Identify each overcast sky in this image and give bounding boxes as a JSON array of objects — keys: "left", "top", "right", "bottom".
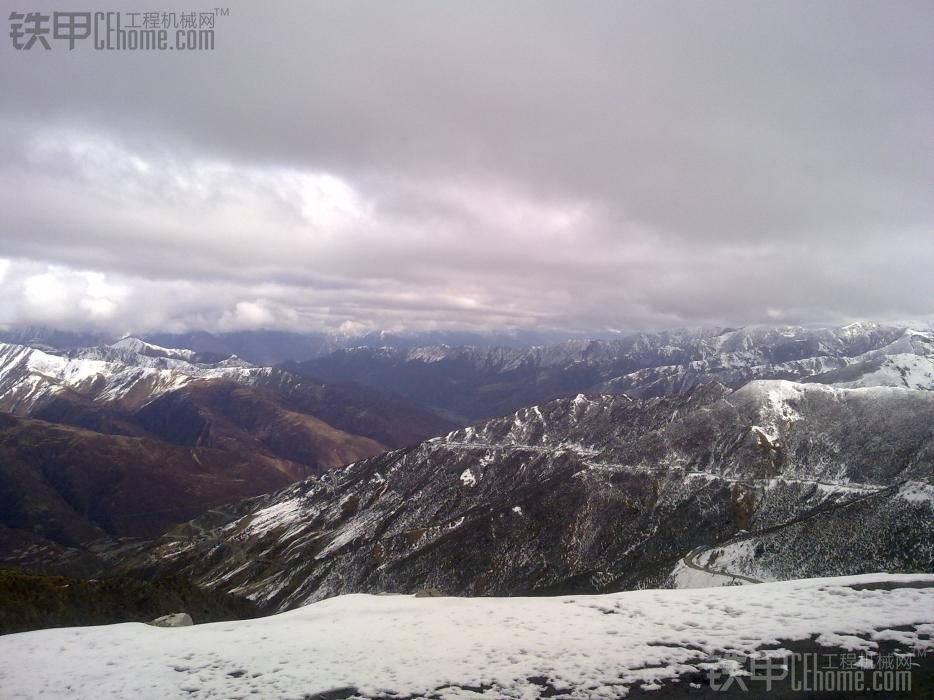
[{"left": 1, "top": 1, "right": 932, "bottom": 336}]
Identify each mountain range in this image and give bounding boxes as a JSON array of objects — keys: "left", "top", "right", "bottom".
[
  {"left": 290, "top": 323, "right": 934, "bottom": 422},
  {"left": 0, "top": 325, "right": 609, "bottom": 365},
  {"left": 1, "top": 321, "right": 931, "bottom": 605}
]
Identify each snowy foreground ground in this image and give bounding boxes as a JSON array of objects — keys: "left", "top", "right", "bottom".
[{"left": 1, "top": 574, "right": 933, "bottom": 699}]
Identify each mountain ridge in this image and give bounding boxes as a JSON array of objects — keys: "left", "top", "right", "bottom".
[{"left": 290, "top": 324, "right": 933, "bottom": 422}]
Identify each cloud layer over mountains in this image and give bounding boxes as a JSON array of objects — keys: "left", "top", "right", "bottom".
[{"left": 2, "top": 1, "right": 932, "bottom": 334}]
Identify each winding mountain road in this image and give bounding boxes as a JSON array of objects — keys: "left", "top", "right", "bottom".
[{"left": 679, "top": 546, "right": 762, "bottom": 584}]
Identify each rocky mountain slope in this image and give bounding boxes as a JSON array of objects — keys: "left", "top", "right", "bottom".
[
  {"left": 124, "top": 379, "right": 934, "bottom": 611},
  {"left": 291, "top": 323, "right": 934, "bottom": 422}
]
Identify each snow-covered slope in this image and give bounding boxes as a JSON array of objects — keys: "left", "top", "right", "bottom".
[
  {"left": 1, "top": 573, "right": 931, "bottom": 699},
  {"left": 107, "top": 336, "right": 200, "bottom": 361},
  {"left": 815, "top": 353, "right": 934, "bottom": 390},
  {"left": 123, "top": 380, "right": 934, "bottom": 610}
]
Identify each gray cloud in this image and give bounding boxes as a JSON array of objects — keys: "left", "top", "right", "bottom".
[{"left": 1, "top": 0, "right": 932, "bottom": 335}]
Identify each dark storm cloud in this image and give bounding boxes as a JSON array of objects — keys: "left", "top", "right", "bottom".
[{"left": 1, "top": 0, "right": 932, "bottom": 334}]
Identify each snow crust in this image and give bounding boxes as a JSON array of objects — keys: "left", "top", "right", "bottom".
[{"left": 1, "top": 574, "right": 931, "bottom": 699}]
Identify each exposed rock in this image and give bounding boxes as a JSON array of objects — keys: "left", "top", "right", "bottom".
[{"left": 148, "top": 612, "right": 193, "bottom": 627}]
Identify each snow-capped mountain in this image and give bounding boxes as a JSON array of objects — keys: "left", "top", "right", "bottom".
[
  {"left": 0, "top": 339, "right": 257, "bottom": 415},
  {"left": 292, "top": 324, "right": 934, "bottom": 421},
  {"left": 124, "top": 379, "right": 934, "bottom": 611}
]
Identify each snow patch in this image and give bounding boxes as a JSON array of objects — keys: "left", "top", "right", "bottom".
[{"left": 899, "top": 480, "right": 934, "bottom": 505}]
